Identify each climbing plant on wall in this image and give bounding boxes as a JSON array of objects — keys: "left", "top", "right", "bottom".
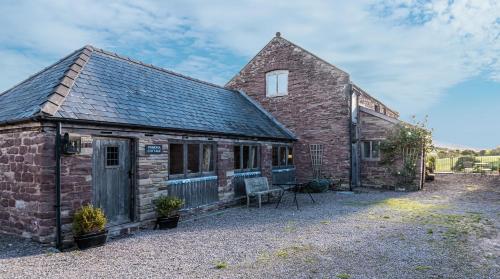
[{"left": 380, "top": 116, "right": 433, "bottom": 187}]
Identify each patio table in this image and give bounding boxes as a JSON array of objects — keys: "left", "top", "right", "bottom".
[{"left": 273, "top": 182, "right": 315, "bottom": 210}]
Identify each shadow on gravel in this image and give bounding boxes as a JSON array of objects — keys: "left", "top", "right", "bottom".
[{"left": 0, "top": 234, "right": 50, "bottom": 260}]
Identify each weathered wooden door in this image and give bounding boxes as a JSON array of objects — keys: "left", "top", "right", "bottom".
[{"left": 92, "top": 138, "right": 132, "bottom": 226}]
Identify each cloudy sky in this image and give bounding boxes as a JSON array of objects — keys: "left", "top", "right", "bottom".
[{"left": 1, "top": 0, "right": 499, "bottom": 149}]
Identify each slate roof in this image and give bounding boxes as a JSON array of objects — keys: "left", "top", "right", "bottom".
[{"left": 0, "top": 46, "right": 295, "bottom": 140}]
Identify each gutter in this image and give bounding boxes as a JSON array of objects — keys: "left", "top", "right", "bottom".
[
  {"left": 55, "top": 122, "right": 62, "bottom": 250},
  {"left": 38, "top": 115, "right": 297, "bottom": 142}
]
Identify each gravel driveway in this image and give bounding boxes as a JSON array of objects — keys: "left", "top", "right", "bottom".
[{"left": 1, "top": 175, "right": 499, "bottom": 279}]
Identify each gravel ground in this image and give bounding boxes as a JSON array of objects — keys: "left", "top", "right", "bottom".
[{"left": 1, "top": 175, "right": 498, "bottom": 279}]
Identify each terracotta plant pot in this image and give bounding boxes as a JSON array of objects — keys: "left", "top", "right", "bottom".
[
  {"left": 74, "top": 230, "right": 108, "bottom": 250},
  {"left": 157, "top": 215, "right": 180, "bottom": 229}
]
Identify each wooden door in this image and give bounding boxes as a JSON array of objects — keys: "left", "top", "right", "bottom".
[{"left": 92, "top": 138, "right": 132, "bottom": 226}]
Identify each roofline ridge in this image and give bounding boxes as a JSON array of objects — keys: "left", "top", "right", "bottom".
[
  {"left": 39, "top": 45, "right": 94, "bottom": 116},
  {"left": 359, "top": 106, "right": 401, "bottom": 124},
  {"left": 91, "top": 47, "right": 229, "bottom": 91},
  {"left": 225, "top": 36, "right": 278, "bottom": 87},
  {"left": 352, "top": 83, "right": 399, "bottom": 117},
  {"left": 226, "top": 34, "right": 349, "bottom": 87},
  {"left": 276, "top": 36, "right": 349, "bottom": 76},
  {"left": 0, "top": 46, "right": 89, "bottom": 98},
  {"left": 235, "top": 90, "right": 297, "bottom": 140}
]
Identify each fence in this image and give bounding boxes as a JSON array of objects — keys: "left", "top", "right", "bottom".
[{"left": 434, "top": 155, "right": 500, "bottom": 174}]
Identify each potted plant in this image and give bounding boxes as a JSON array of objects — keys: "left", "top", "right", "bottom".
[
  {"left": 154, "top": 196, "right": 184, "bottom": 229},
  {"left": 72, "top": 204, "right": 108, "bottom": 250},
  {"left": 307, "top": 179, "right": 330, "bottom": 193}
]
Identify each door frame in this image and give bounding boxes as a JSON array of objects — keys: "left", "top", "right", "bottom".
[{"left": 91, "top": 136, "right": 137, "bottom": 225}]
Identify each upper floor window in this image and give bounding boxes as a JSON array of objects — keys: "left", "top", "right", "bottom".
[
  {"left": 383, "top": 107, "right": 387, "bottom": 115},
  {"left": 362, "top": 141, "right": 380, "bottom": 160},
  {"left": 266, "top": 70, "right": 288, "bottom": 97},
  {"left": 374, "top": 104, "right": 380, "bottom": 113}
]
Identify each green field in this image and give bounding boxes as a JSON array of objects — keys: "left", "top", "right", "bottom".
[{"left": 435, "top": 156, "right": 500, "bottom": 172}]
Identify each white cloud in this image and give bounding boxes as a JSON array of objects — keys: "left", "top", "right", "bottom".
[{"left": 0, "top": 0, "right": 498, "bottom": 118}]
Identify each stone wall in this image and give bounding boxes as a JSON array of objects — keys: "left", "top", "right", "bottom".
[
  {"left": 357, "top": 89, "right": 399, "bottom": 119},
  {"left": 227, "top": 36, "right": 351, "bottom": 185},
  {"left": 358, "top": 110, "right": 423, "bottom": 190},
  {"left": 1, "top": 120, "right": 292, "bottom": 244},
  {"left": 358, "top": 110, "right": 398, "bottom": 188},
  {"left": 0, "top": 123, "right": 56, "bottom": 243}
]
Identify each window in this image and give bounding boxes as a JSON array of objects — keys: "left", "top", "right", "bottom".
[
  {"left": 362, "top": 141, "right": 381, "bottom": 160},
  {"left": 169, "top": 142, "right": 216, "bottom": 178},
  {"left": 169, "top": 144, "right": 184, "bottom": 175},
  {"left": 272, "top": 145, "right": 294, "bottom": 168},
  {"left": 383, "top": 107, "right": 387, "bottom": 115},
  {"left": 374, "top": 104, "right": 380, "bottom": 113},
  {"left": 187, "top": 144, "right": 200, "bottom": 174},
  {"left": 266, "top": 70, "right": 288, "bottom": 97},
  {"left": 106, "top": 146, "right": 119, "bottom": 167},
  {"left": 234, "top": 144, "right": 260, "bottom": 171}
]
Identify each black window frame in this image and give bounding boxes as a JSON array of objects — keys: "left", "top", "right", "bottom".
[
  {"left": 362, "top": 140, "right": 381, "bottom": 161},
  {"left": 272, "top": 145, "right": 294, "bottom": 169},
  {"left": 105, "top": 145, "right": 120, "bottom": 168},
  {"left": 233, "top": 143, "right": 261, "bottom": 173},
  {"left": 168, "top": 141, "right": 217, "bottom": 179}
]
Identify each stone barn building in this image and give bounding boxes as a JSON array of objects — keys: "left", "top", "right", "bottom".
[
  {"left": 226, "top": 33, "right": 420, "bottom": 190},
  {"left": 0, "top": 46, "right": 295, "bottom": 247},
  {"left": 0, "top": 33, "right": 423, "bottom": 246}
]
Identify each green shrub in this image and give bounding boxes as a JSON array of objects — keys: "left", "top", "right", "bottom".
[
  {"left": 154, "top": 196, "right": 184, "bottom": 218},
  {"left": 72, "top": 205, "right": 107, "bottom": 236},
  {"left": 307, "top": 179, "right": 330, "bottom": 193}
]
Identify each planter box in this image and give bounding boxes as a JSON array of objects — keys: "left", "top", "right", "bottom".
[{"left": 74, "top": 230, "right": 108, "bottom": 250}]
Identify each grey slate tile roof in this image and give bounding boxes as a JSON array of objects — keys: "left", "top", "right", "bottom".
[
  {"left": 0, "top": 49, "right": 83, "bottom": 123},
  {"left": 0, "top": 46, "right": 295, "bottom": 140}
]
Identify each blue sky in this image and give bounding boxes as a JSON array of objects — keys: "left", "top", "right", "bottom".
[{"left": 1, "top": 0, "right": 499, "bottom": 149}]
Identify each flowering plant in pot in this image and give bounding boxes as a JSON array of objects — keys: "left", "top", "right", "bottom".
[
  {"left": 72, "top": 205, "right": 108, "bottom": 250},
  {"left": 154, "top": 196, "right": 184, "bottom": 229}
]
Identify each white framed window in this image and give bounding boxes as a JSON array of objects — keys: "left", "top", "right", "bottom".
[
  {"left": 362, "top": 141, "right": 380, "bottom": 160},
  {"left": 266, "top": 70, "right": 288, "bottom": 97}
]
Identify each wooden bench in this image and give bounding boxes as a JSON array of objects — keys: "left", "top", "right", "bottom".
[{"left": 244, "top": 177, "right": 283, "bottom": 208}]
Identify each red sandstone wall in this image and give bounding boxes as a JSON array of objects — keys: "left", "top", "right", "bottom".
[
  {"left": 358, "top": 111, "right": 423, "bottom": 190},
  {"left": 227, "top": 37, "right": 351, "bottom": 184},
  {"left": 0, "top": 124, "right": 56, "bottom": 243}
]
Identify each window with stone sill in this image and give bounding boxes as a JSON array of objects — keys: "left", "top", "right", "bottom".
[
  {"left": 266, "top": 70, "right": 288, "bottom": 97},
  {"left": 234, "top": 144, "right": 260, "bottom": 172},
  {"left": 362, "top": 141, "right": 380, "bottom": 160},
  {"left": 169, "top": 142, "right": 215, "bottom": 179}
]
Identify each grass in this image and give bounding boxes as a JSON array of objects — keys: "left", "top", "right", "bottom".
[
  {"left": 215, "top": 261, "right": 228, "bottom": 269},
  {"left": 276, "top": 249, "right": 289, "bottom": 258},
  {"left": 284, "top": 221, "right": 297, "bottom": 233},
  {"left": 380, "top": 198, "right": 443, "bottom": 212},
  {"left": 336, "top": 273, "right": 351, "bottom": 279},
  {"left": 415, "top": 265, "right": 432, "bottom": 271},
  {"left": 435, "top": 155, "right": 500, "bottom": 172}
]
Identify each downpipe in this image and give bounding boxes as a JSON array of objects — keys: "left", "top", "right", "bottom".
[{"left": 55, "top": 122, "right": 62, "bottom": 250}]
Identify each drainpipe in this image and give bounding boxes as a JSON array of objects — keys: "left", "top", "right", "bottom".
[
  {"left": 347, "top": 83, "right": 353, "bottom": 191},
  {"left": 55, "top": 122, "right": 62, "bottom": 250}
]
